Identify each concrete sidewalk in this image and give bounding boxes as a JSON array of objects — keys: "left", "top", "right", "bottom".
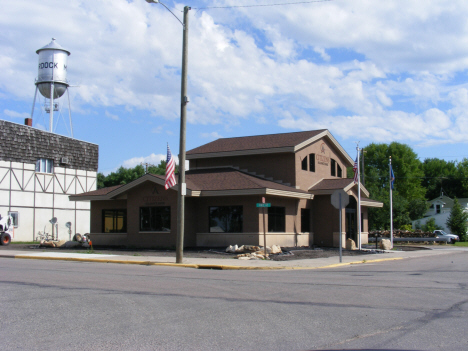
[{"left": 0, "top": 247, "right": 459, "bottom": 270}]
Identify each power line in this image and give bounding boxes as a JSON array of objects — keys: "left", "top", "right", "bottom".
[{"left": 193, "top": 0, "right": 332, "bottom": 10}]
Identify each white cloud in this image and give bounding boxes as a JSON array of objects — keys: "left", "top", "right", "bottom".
[
  {"left": 4, "top": 109, "right": 29, "bottom": 119},
  {"left": 122, "top": 153, "right": 167, "bottom": 168},
  {"left": 2, "top": 0, "right": 468, "bottom": 166},
  {"left": 105, "top": 111, "right": 119, "bottom": 121},
  {"left": 200, "top": 131, "right": 222, "bottom": 140}
]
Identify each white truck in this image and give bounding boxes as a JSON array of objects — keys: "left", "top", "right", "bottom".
[
  {"left": 0, "top": 214, "right": 13, "bottom": 246},
  {"left": 433, "top": 230, "right": 459, "bottom": 244}
]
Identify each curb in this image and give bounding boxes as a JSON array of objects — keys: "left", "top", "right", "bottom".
[{"left": 2, "top": 254, "right": 405, "bottom": 270}]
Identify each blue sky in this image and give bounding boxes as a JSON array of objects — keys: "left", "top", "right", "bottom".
[{"left": 2, "top": 0, "right": 468, "bottom": 174}]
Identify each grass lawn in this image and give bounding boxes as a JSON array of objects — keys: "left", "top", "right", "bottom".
[{"left": 454, "top": 242, "right": 468, "bottom": 247}]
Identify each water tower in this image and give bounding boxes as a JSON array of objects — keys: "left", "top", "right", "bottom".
[{"left": 30, "top": 38, "right": 73, "bottom": 136}]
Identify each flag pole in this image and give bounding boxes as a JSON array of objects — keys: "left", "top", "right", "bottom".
[
  {"left": 389, "top": 156, "right": 394, "bottom": 249},
  {"left": 357, "top": 144, "right": 362, "bottom": 250}
]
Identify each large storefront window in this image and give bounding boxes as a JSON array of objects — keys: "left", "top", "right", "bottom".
[
  {"left": 268, "top": 206, "right": 285, "bottom": 232},
  {"left": 140, "top": 206, "right": 171, "bottom": 232},
  {"left": 209, "top": 206, "right": 243, "bottom": 233},
  {"left": 102, "top": 210, "right": 127, "bottom": 233}
]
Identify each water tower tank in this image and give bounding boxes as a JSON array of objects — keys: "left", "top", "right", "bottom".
[{"left": 36, "top": 38, "right": 70, "bottom": 99}]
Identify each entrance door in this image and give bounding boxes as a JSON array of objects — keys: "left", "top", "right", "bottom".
[{"left": 345, "top": 209, "right": 357, "bottom": 242}]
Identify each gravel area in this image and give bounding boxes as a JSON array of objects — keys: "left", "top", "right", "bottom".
[{"left": 1, "top": 243, "right": 426, "bottom": 261}]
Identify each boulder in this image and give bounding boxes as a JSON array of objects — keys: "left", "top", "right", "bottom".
[
  {"left": 243, "top": 245, "right": 261, "bottom": 252},
  {"left": 270, "top": 245, "right": 282, "bottom": 254},
  {"left": 54, "top": 240, "right": 67, "bottom": 248},
  {"left": 64, "top": 241, "right": 81, "bottom": 248},
  {"left": 379, "top": 239, "right": 392, "bottom": 250},
  {"left": 40, "top": 240, "right": 55, "bottom": 248},
  {"left": 346, "top": 238, "right": 356, "bottom": 250},
  {"left": 235, "top": 245, "right": 245, "bottom": 253},
  {"left": 226, "top": 245, "right": 238, "bottom": 253}
]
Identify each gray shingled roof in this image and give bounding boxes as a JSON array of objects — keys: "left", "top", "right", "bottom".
[{"left": 0, "top": 119, "right": 98, "bottom": 171}]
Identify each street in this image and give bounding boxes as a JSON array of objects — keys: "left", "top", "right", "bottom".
[{"left": 1, "top": 251, "right": 467, "bottom": 351}]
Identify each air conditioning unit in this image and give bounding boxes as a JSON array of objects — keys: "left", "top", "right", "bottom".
[{"left": 60, "top": 157, "right": 70, "bottom": 165}]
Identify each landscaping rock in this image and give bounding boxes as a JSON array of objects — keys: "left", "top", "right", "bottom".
[
  {"left": 379, "top": 239, "right": 392, "bottom": 250},
  {"left": 54, "top": 240, "right": 67, "bottom": 248},
  {"left": 346, "top": 238, "right": 356, "bottom": 250},
  {"left": 64, "top": 241, "right": 81, "bottom": 248}
]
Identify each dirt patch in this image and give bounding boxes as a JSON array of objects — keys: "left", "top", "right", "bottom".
[{"left": 2, "top": 244, "right": 426, "bottom": 261}]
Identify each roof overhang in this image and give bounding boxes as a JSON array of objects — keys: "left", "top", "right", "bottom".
[
  {"left": 308, "top": 180, "right": 370, "bottom": 198},
  {"left": 69, "top": 174, "right": 313, "bottom": 201}
]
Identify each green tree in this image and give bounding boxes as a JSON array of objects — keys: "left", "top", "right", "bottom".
[
  {"left": 422, "top": 158, "right": 457, "bottom": 199},
  {"left": 97, "top": 160, "right": 178, "bottom": 189},
  {"left": 363, "top": 142, "right": 426, "bottom": 229},
  {"left": 446, "top": 197, "right": 468, "bottom": 241}
]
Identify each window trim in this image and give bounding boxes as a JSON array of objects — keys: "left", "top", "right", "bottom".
[
  {"left": 209, "top": 205, "right": 243, "bottom": 233},
  {"left": 301, "top": 208, "right": 310, "bottom": 233},
  {"left": 301, "top": 156, "right": 308, "bottom": 171},
  {"left": 36, "top": 158, "right": 54, "bottom": 173},
  {"left": 8, "top": 211, "right": 19, "bottom": 228},
  {"left": 102, "top": 209, "right": 127, "bottom": 233},
  {"left": 309, "top": 153, "right": 315, "bottom": 172},
  {"left": 331, "top": 158, "right": 336, "bottom": 177},
  {"left": 139, "top": 206, "right": 171, "bottom": 232},
  {"left": 268, "top": 206, "right": 286, "bottom": 233}
]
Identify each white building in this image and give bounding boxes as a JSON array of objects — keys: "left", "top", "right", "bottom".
[
  {"left": 411, "top": 195, "right": 468, "bottom": 232},
  {"left": 0, "top": 119, "right": 98, "bottom": 242}
]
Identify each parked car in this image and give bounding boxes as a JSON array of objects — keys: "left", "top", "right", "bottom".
[{"left": 433, "top": 230, "right": 459, "bottom": 244}]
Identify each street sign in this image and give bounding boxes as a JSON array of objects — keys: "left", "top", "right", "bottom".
[
  {"left": 256, "top": 203, "right": 271, "bottom": 207},
  {"left": 331, "top": 190, "right": 349, "bottom": 209}
]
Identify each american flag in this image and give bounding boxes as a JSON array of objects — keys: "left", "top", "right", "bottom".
[
  {"left": 165, "top": 144, "right": 176, "bottom": 190},
  {"left": 353, "top": 157, "right": 359, "bottom": 184}
]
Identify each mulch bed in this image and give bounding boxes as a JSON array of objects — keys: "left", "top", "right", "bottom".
[{"left": 2, "top": 244, "right": 425, "bottom": 261}]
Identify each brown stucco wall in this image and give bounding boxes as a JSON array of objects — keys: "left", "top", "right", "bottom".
[
  {"left": 295, "top": 139, "right": 347, "bottom": 191},
  {"left": 190, "top": 153, "right": 297, "bottom": 185},
  {"left": 312, "top": 195, "right": 339, "bottom": 247}
]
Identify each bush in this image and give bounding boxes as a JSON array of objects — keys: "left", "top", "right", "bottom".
[
  {"left": 421, "top": 218, "right": 441, "bottom": 232},
  {"left": 400, "top": 224, "right": 412, "bottom": 231}
]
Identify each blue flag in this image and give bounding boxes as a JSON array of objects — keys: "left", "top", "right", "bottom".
[{"left": 390, "top": 166, "right": 395, "bottom": 190}]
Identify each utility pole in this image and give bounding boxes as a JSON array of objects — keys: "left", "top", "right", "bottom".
[
  {"left": 140, "top": 162, "right": 156, "bottom": 174},
  {"left": 146, "top": 1, "right": 190, "bottom": 264},
  {"left": 176, "top": 5, "right": 190, "bottom": 264}
]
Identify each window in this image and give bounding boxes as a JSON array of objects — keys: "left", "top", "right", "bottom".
[
  {"left": 331, "top": 159, "right": 336, "bottom": 176},
  {"left": 436, "top": 205, "right": 441, "bottom": 214},
  {"left": 309, "top": 153, "right": 315, "bottom": 172},
  {"left": 268, "top": 206, "right": 285, "bottom": 232},
  {"left": 8, "top": 211, "right": 18, "bottom": 228},
  {"left": 337, "top": 164, "right": 342, "bottom": 178},
  {"left": 301, "top": 208, "right": 310, "bottom": 233},
  {"left": 36, "top": 158, "right": 53, "bottom": 173},
  {"left": 209, "top": 206, "right": 243, "bottom": 233},
  {"left": 301, "top": 157, "right": 308, "bottom": 171},
  {"left": 140, "top": 206, "right": 171, "bottom": 232},
  {"left": 102, "top": 210, "right": 127, "bottom": 233}
]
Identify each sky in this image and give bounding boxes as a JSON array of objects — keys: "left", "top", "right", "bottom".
[{"left": 2, "top": 0, "right": 468, "bottom": 175}]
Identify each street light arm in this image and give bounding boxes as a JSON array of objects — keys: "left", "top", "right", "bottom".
[{"left": 146, "top": 0, "right": 184, "bottom": 27}]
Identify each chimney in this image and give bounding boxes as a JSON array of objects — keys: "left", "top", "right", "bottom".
[{"left": 25, "top": 118, "right": 32, "bottom": 126}]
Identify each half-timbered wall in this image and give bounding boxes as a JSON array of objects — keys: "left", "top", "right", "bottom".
[{"left": 0, "top": 120, "right": 98, "bottom": 241}]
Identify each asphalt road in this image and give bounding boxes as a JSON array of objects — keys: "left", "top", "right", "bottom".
[{"left": 1, "top": 251, "right": 467, "bottom": 351}]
